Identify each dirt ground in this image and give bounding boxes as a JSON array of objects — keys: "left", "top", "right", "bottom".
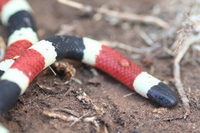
[{"left": 1, "top": 0, "right": 200, "bottom": 133}]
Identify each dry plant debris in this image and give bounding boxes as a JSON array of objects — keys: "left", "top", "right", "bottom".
[
  {"left": 37, "top": 61, "right": 76, "bottom": 94},
  {"left": 57, "top": 0, "right": 169, "bottom": 28},
  {"left": 173, "top": 9, "right": 200, "bottom": 117},
  {"left": 43, "top": 109, "right": 109, "bottom": 133},
  {"left": 52, "top": 60, "right": 76, "bottom": 82},
  {"left": 43, "top": 89, "right": 109, "bottom": 133},
  {"left": 76, "top": 89, "right": 105, "bottom": 114}
]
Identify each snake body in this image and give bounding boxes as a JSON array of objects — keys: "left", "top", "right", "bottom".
[
  {"left": 0, "top": 0, "right": 38, "bottom": 75},
  {"left": 0, "top": 0, "right": 178, "bottom": 118}
]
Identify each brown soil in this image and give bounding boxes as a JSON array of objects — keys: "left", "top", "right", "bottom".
[{"left": 1, "top": 0, "right": 200, "bottom": 133}]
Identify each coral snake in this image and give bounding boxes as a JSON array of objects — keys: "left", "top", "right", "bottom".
[{"left": 0, "top": 0, "right": 178, "bottom": 120}]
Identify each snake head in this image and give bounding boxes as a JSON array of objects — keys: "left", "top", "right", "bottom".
[{"left": 133, "top": 72, "right": 178, "bottom": 107}]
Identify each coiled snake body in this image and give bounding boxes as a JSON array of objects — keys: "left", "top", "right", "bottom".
[{"left": 0, "top": 0, "right": 178, "bottom": 120}]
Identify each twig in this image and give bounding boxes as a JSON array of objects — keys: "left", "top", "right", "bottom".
[
  {"left": 84, "top": 116, "right": 109, "bottom": 133},
  {"left": 48, "top": 66, "right": 57, "bottom": 75},
  {"left": 98, "top": 8, "right": 170, "bottom": 28},
  {"left": 70, "top": 112, "right": 89, "bottom": 126},
  {"left": 57, "top": 0, "right": 93, "bottom": 13},
  {"left": 123, "top": 92, "right": 135, "bottom": 98},
  {"left": 71, "top": 77, "right": 82, "bottom": 84},
  {"left": 174, "top": 45, "right": 190, "bottom": 118},
  {"left": 163, "top": 47, "right": 174, "bottom": 56},
  {"left": 173, "top": 35, "right": 200, "bottom": 117},
  {"left": 174, "top": 12, "right": 200, "bottom": 53},
  {"left": 57, "top": 0, "right": 170, "bottom": 29},
  {"left": 43, "top": 110, "right": 79, "bottom": 122},
  {"left": 135, "top": 25, "right": 154, "bottom": 46},
  {"left": 174, "top": 35, "right": 185, "bottom": 54},
  {"left": 101, "top": 40, "right": 143, "bottom": 53},
  {"left": 90, "top": 68, "right": 99, "bottom": 76},
  {"left": 55, "top": 24, "right": 76, "bottom": 36}
]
